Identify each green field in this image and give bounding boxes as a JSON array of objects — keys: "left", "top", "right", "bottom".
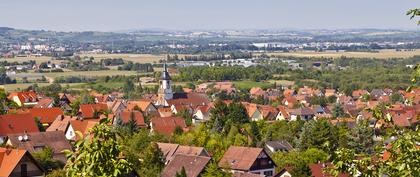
[
  {"left": 3, "top": 83, "right": 83, "bottom": 92},
  {"left": 233, "top": 81, "right": 273, "bottom": 90}
]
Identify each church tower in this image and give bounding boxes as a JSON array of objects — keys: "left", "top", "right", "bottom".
[{"left": 156, "top": 63, "right": 173, "bottom": 106}]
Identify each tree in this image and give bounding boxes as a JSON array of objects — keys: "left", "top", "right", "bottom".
[
  {"left": 332, "top": 104, "right": 346, "bottom": 118},
  {"left": 407, "top": 8, "right": 420, "bottom": 24},
  {"left": 296, "top": 119, "right": 338, "bottom": 153},
  {"left": 330, "top": 128, "right": 420, "bottom": 177},
  {"left": 272, "top": 148, "right": 328, "bottom": 176},
  {"left": 64, "top": 119, "right": 133, "bottom": 177},
  {"left": 137, "top": 142, "right": 165, "bottom": 176},
  {"left": 35, "top": 117, "right": 45, "bottom": 132},
  {"left": 390, "top": 93, "right": 404, "bottom": 103},
  {"left": 32, "top": 147, "right": 64, "bottom": 172},
  {"left": 177, "top": 109, "right": 193, "bottom": 126},
  {"left": 347, "top": 120, "right": 374, "bottom": 154},
  {"left": 202, "top": 162, "right": 232, "bottom": 177}
]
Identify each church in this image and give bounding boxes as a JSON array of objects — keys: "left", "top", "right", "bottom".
[{"left": 154, "top": 63, "right": 210, "bottom": 109}]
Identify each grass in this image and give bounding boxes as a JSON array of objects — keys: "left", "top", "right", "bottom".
[
  {"left": 43, "top": 70, "right": 139, "bottom": 78},
  {"left": 267, "top": 80, "right": 295, "bottom": 87},
  {"left": 3, "top": 83, "right": 82, "bottom": 92},
  {"left": 233, "top": 81, "right": 272, "bottom": 90},
  {"left": 263, "top": 49, "right": 420, "bottom": 59},
  {"left": 0, "top": 56, "right": 52, "bottom": 64}
]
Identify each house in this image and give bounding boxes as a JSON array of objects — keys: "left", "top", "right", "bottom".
[
  {"left": 65, "top": 119, "right": 99, "bottom": 140},
  {"left": 113, "top": 111, "right": 147, "bottom": 128},
  {"left": 218, "top": 146, "right": 277, "bottom": 176},
  {"left": 290, "top": 107, "right": 315, "bottom": 121},
  {"left": 171, "top": 104, "right": 193, "bottom": 115},
  {"left": 0, "top": 114, "right": 40, "bottom": 144},
  {"left": 282, "top": 96, "right": 298, "bottom": 108},
  {"left": 214, "top": 82, "right": 236, "bottom": 94},
  {"left": 150, "top": 117, "right": 187, "bottom": 135},
  {"left": 265, "top": 140, "right": 293, "bottom": 153},
  {"left": 166, "top": 92, "right": 211, "bottom": 108},
  {"left": 309, "top": 163, "right": 348, "bottom": 177},
  {"left": 242, "top": 102, "right": 263, "bottom": 121},
  {"left": 193, "top": 105, "right": 212, "bottom": 124},
  {"left": 33, "top": 98, "right": 54, "bottom": 108},
  {"left": 7, "top": 91, "right": 39, "bottom": 107},
  {"left": 107, "top": 100, "right": 127, "bottom": 114},
  {"left": 259, "top": 105, "right": 279, "bottom": 121},
  {"left": 352, "top": 89, "right": 369, "bottom": 99},
  {"left": 59, "top": 93, "right": 77, "bottom": 112},
  {"left": 6, "top": 131, "right": 72, "bottom": 163},
  {"left": 370, "top": 89, "right": 385, "bottom": 99},
  {"left": 126, "top": 100, "right": 157, "bottom": 116},
  {"left": 250, "top": 87, "right": 266, "bottom": 98},
  {"left": 0, "top": 147, "right": 45, "bottom": 177},
  {"left": 28, "top": 107, "right": 64, "bottom": 126},
  {"left": 275, "top": 168, "right": 292, "bottom": 177},
  {"left": 157, "top": 143, "right": 210, "bottom": 164},
  {"left": 158, "top": 107, "right": 174, "bottom": 118},
  {"left": 161, "top": 154, "right": 211, "bottom": 177},
  {"left": 324, "top": 89, "right": 336, "bottom": 97},
  {"left": 78, "top": 103, "right": 108, "bottom": 119},
  {"left": 276, "top": 106, "right": 290, "bottom": 121},
  {"left": 46, "top": 115, "right": 75, "bottom": 132}
]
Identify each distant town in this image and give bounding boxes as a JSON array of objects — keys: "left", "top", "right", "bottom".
[{"left": 0, "top": 20, "right": 419, "bottom": 177}]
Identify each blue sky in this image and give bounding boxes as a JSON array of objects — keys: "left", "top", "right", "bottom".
[{"left": 0, "top": 0, "right": 419, "bottom": 31}]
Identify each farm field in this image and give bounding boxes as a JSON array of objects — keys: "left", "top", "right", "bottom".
[
  {"left": 0, "top": 56, "right": 52, "bottom": 64},
  {"left": 264, "top": 49, "right": 420, "bottom": 59},
  {"left": 233, "top": 81, "right": 273, "bottom": 90},
  {"left": 9, "top": 70, "right": 140, "bottom": 80},
  {"left": 2, "top": 83, "right": 82, "bottom": 92}
]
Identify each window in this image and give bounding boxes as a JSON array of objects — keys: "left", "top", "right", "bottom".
[
  {"left": 21, "top": 164, "right": 27, "bottom": 177},
  {"left": 264, "top": 170, "right": 273, "bottom": 176}
]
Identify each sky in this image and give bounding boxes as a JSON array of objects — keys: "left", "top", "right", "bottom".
[{"left": 0, "top": 0, "right": 419, "bottom": 32}]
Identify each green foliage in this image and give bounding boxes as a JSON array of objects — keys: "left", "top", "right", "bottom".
[
  {"left": 347, "top": 120, "right": 374, "bottom": 154},
  {"left": 34, "top": 117, "right": 45, "bottom": 132},
  {"left": 310, "top": 96, "right": 327, "bottom": 107},
  {"left": 296, "top": 119, "right": 338, "bottom": 153},
  {"left": 390, "top": 92, "right": 404, "bottom": 103},
  {"left": 202, "top": 162, "right": 232, "bottom": 177},
  {"left": 407, "top": 8, "right": 420, "bottom": 24},
  {"left": 332, "top": 104, "right": 347, "bottom": 118},
  {"left": 32, "top": 147, "right": 64, "bottom": 172},
  {"left": 45, "top": 169, "right": 66, "bottom": 177},
  {"left": 119, "top": 128, "right": 165, "bottom": 176},
  {"left": 137, "top": 142, "right": 165, "bottom": 177},
  {"left": 64, "top": 119, "right": 133, "bottom": 177},
  {"left": 331, "top": 128, "right": 420, "bottom": 177},
  {"left": 272, "top": 148, "right": 328, "bottom": 176},
  {"left": 177, "top": 109, "right": 193, "bottom": 126}
]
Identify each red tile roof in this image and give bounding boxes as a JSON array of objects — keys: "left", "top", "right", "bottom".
[
  {"left": 310, "top": 163, "right": 348, "bottom": 177},
  {"left": 46, "top": 115, "right": 75, "bottom": 132},
  {"left": 7, "top": 131, "right": 72, "bottom": 156},
  {"left": 0, "top": 114, "right": 40, "bottom": 136},
  {"left": 115, "top": 111, "right": 146, "bottom": 127},
  {"left": 79, "top": 103, "right": 108, "bottom": 118},
  {"left": 0, "top": 148, "right": 44, "bottom": 176},
  {"left": 161, "top": 154, "right": 211, "bottom": 177},
  {"left": 69, "top": 119, "right": 99, "bottom": 140},
  {"left": 7, "top": 91, "right": 38, "bottom": 104},
  {"left": 150, "top": 117, "right": 187, "bottom": 135},
  {"left": 218, "top": 146, "right": 264, "bottom": 171},
  {"left": 29, "top": 107, "right": 64, "bottom": 124},
  {"left": 34, "top": 98, "right": 54, "bottom": 108}
]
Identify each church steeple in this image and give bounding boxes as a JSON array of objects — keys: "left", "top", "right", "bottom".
[{"left": 156, "top": 62, "right": 173, "bottom": 106}]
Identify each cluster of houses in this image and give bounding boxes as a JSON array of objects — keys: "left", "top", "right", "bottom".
[{"left": 1, "top": 64, "right": 419, "bottom": 176}]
